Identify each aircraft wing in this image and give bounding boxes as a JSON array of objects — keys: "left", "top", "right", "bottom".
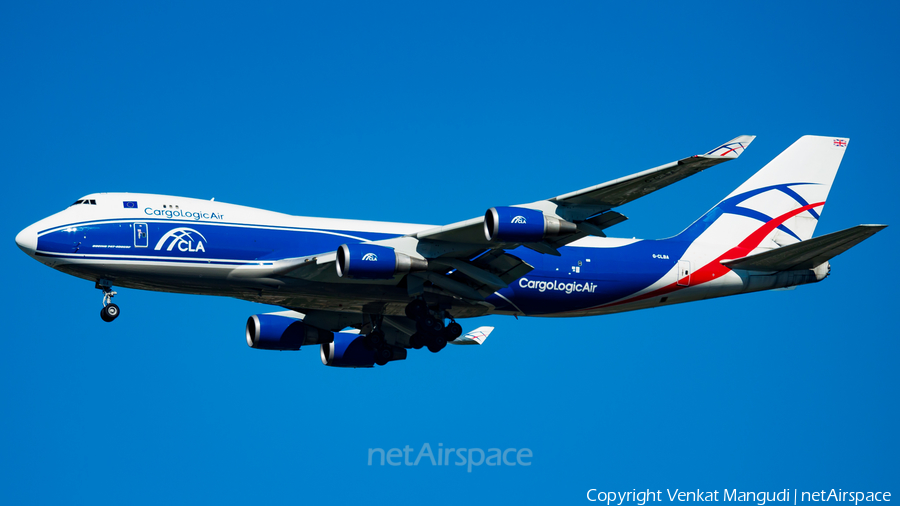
[
  {"left": 284, "top": 135, "right": 755, "bottom": 305},
  {"left": 413, "top": 135, "right": 755, "bottom": 247}
]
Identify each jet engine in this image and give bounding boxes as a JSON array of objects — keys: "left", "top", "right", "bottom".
[
  {"left": 246, "top": 314, "right": 334, "bottom": 351},
  {"left": 484, "top": 206, "right": 577, "bottom": 242},
  {"left": 320, "top": 332, "right": 407, "bottom": 368},
  {"left": 336, "top": 244, "right": 427, "bottom": 279}
]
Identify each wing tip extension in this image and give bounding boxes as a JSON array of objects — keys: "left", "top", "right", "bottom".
[{"left": 702, "top": 135, "right": 756, "bottom": 159}]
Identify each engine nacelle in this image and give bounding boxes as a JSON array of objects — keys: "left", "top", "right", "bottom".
[
  {"left": 484, "top": 206, "right": 577, "bottom": 242},
  {"left": 246, "top": 314, "right": 334, "bottom": 351},
  {"left": 320, "top": 333, "right": 408, "bottom": 368},
  {"left": 336, "top": 244, "right": 427, "bottom": 279}
]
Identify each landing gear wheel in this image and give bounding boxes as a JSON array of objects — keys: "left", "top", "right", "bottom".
[
  {"left": 97, "top": 280, "right": 120, "bottom": 322},
  {"left": 421, "top": 314, "right": 444, "bottom": 333},
  {"left": 426, "top": 335, "right": 447, "bottom": 353},
  {"left": 446, "top": 322, "right": 462, "bottom": 339},
  {"left": 410, "top": 333, "right": 425, "bottom": 350},
  {"left": 101, "top": 303, "right": 120, "bottom": 322},
  {"left": 374, "top": 345, "right": 392, "bottom": 366}
]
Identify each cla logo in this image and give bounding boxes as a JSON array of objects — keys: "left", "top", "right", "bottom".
[
  {"left": 511, "top": 215, "right": 527, "bottom": 224},
  {"left": 362, "top": 252, "right": 378, "bottom": 261},
  {"left": 154, "top": 228, "right": 208, "bottom": 253}
]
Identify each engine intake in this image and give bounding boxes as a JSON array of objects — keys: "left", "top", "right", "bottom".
[
  {"left": 320, "top": 333, "right": 407, "bottom": 368},
  {"left": 484, "top": 207, "right": 577, "bottom": 242},
  {"left": 336, "top": 244, "right": 427, "bottom": 279},
  {"left": 246, "top": 314, "right": 334, "bottom": 351}
]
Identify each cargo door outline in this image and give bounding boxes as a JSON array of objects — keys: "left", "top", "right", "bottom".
[
  {"left": 676, "top": 260, "right": 691, "bottom": 286},
  {"left": 134, "top": 223, "right": 149, "bottom": 248}
]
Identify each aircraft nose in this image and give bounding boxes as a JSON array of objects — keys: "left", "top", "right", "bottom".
[{"left": 15, "top": 225, "right": 37, "bottom": 256}]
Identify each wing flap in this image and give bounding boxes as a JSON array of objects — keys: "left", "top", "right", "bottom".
[
  {"left": 430, "top": 258, "right": 509, "bottom": 289},
  {"left": 722, "top": 224, "right": 887, "bottom": 271},
  {"left": 543, "top": 211, "right": 629, "bottom": 250},
  {"left": 411, "top": 272, "right": 486, "bottom": 301},
  {"left": 576, "top": 211, "right": 629, "bottom": 237},
  {"left": 469, "top": 250, "right": 534, "bottom": 287},
  {"left": 421, "top": 251, "right": 534, "bottom": 301}
]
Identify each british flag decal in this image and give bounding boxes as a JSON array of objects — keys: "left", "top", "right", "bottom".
[{"left": 834, "top": 139, "right": 847, "bottom": 147}]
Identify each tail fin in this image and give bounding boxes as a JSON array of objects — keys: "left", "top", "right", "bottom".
[{"left": 678, "top": 135, "right": 850, "bottom": 247}]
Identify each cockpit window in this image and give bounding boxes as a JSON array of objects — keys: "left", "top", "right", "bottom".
[{"left": 69, "top": 199, "right": 97, "bottom": 207}]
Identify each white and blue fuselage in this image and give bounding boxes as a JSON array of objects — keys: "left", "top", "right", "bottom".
[{"left": 15, "top": 191, "right": 826, "bottom": 319}]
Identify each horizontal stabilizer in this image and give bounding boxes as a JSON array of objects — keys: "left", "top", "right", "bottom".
[
  {"left": 449, "top": 326, "right": 493, "bottom": 345},
  {"left": 722, "top": 224, "right": 887, "bottom": 272}
]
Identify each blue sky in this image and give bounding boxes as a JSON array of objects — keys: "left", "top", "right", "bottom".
[{"left": 2, "top": 1, "right": 898, "bottom": 504}]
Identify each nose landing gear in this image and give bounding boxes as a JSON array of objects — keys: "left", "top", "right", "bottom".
[
  {"left": 101, "top": 303, "right": 120, "bottom": 322},
  {"left": 96, "top": 279, "right": 120, "bottom": 322}
]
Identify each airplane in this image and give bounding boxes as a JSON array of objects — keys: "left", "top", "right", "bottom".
[{"left": 14, "top": 135, "right": 886, "bottom": 368}]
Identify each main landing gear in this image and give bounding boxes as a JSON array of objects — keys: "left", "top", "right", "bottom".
[
  {"left": 96, "top": 279, "right": 120, "bottom": 322},
  {"left": 361, "top": 315, "right": 395, "bottom": 367},
  {"left": 404, "top": 299, "right": 462, "bottom": 353},
  {"left": 359, "top": 300, "right": 463, "bottom": 366}
]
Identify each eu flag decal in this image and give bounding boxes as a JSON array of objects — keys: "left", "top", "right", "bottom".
[{"left": 123, "top": 201, "right": 138, "bottom": 208}]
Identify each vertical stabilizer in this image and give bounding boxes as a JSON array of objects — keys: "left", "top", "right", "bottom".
[{"left": 678, "top": 136, "right": 849, "bottom": 248}]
